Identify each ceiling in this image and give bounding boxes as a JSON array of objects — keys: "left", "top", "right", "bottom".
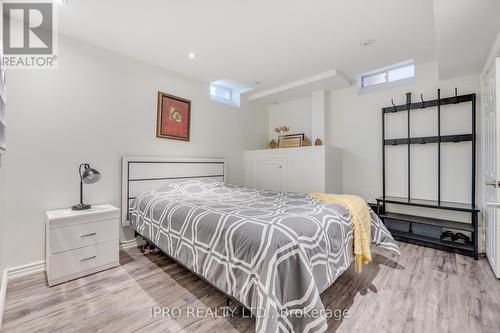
[
  {"left": 247, "top": 70, "right": 350, "bottom": 104},
  {"left": 434, "top": 0, "right": 500, "bottom": 80},
  {"left": 57, "top": 0, "right": 499, "bottom": 93}
]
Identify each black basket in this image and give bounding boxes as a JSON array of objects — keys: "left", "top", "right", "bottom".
[
  {"left": 384, "top": 218, "right": 410, "bottom": 233},
  {"left": 412, "top": 222, "right": 442, "bottom": 239}
]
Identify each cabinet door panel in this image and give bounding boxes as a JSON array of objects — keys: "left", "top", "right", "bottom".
[{"left": 255, "top": 160, "right": 285, "bottom": 191}]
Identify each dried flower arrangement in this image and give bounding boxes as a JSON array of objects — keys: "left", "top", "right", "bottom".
[
  {"left": 274, "top": 126, "right": 289, "bottom": 134},
  {"left": 270, "top": 126, "right": 290, "bottom": 149}
]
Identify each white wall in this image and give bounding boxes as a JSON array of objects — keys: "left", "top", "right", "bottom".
[
  {"left": 311, "top": 90, "right": 327, "bottom": 144},
  {"left": 268, "top": 97, "right": 311, "bottom": 142},
  {"left": 0, "top": 156, "right": 6, "bottom": 326},
  {"left": 327, "top": 60, "right": 483, "bottom": 247},
  {"left": 328, "top": 61, "right": 481, "bottom": 207},
  {"left": 0, "top": 156, "right": 5, "bottom": 283},
  {"left": 2, "top": 35, "right": 267, "bottom": 269}
]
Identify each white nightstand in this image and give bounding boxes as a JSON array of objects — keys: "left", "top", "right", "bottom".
[{"left": 46, "top": 204, "right": 120, "bottom": 286}]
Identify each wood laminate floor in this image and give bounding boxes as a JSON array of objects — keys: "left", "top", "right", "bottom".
[{"left": 2, "top": 242, "right": 500, "bottom": 333}]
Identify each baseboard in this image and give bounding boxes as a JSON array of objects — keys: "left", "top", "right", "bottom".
[
  {"left": 0, "top": 260, "right": 45, "bottom": 328},
  {"left": 6, "top": 260, "right": 45, "bottom": 280},
  {"left": 0, "top": 269, "right": 8, "bottom": 329},
  {"left": 120, "top": 238, "right": 142, "bottom": 249}
]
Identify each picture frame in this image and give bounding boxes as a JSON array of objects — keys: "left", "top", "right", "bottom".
[
  {"left": 156, "top": 91, "right": 191, "bottom": 141},
  {"left": 278, "top": 133, "right": 304, "bottom": 148}
]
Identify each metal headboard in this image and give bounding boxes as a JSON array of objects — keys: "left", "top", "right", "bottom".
[{"left": 121, "top": 156, "right": 226, "bottom": 226}]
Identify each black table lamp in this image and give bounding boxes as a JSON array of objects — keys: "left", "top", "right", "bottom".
[{"left": 72, "top": 163, "right": 101, "bottom": 210}]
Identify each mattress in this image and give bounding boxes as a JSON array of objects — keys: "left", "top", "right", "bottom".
[{"left": 129, "top": 179, "right": 399, "bottom": 333}]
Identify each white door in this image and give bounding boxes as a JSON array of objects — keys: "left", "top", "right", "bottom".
[
  {"left": 255, "top": 159, "right": 285, "bottom": 192},
  {"left": 483, "top": 57, "right": 500, "bottom": 278}
]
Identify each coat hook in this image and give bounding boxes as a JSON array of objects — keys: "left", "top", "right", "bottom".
[
  {"left": 391, "top": 98, "right": 397, "bottom": 112},
  {"left": 420, "top": 94, "right": 425, "bottom": 108}
]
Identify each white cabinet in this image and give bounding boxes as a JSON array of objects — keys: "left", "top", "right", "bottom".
[
  {"left": 244, "top": 145, "right": 342, "bottom": 194},
  {"left": 46, "top": 204, "right": 120, "bottom": 286}
]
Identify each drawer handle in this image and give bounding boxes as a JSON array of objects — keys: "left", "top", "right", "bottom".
[
  {"left": 81, "top": 255, "right": 96, "bottom": 262},
  {"left": 80, "top": 232, "right": 96, "bottom": 238}
]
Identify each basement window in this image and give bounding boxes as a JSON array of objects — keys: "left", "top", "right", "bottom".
[
  {"left": 209, "top": 79, "right": 253, "bottom": 107},
  {"left": 359, "top": 60, "right": 415, "bottom": 92},
  {"left": 210, "top": 84, "right": 232, "bottom": 101}
]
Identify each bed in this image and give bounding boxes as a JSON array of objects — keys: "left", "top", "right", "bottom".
[{"left": 122, "top": 157, "right": 400, "bottom": 333}]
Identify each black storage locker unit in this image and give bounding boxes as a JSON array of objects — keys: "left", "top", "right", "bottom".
[{"left": 377, "top": 89, "right": 479, "bottom": 259}]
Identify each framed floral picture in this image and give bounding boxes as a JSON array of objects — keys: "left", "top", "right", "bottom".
[{"left": 156, "top": 91, "right": 191, "bottom": 141}]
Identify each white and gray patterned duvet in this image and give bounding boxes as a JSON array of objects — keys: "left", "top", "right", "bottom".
[{"left": 129, "top": 179, "right": 399, "bottom": 333}]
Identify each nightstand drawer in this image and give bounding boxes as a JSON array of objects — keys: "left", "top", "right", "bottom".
[
  {"left": 49, "top": 219, "right": 118, "bottom": 254},
  {"left": 48, "top": 240, "right": 119, "bottom": 285}
]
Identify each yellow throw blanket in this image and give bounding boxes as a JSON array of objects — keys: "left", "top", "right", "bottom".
[{"left": 310, "top": 193, "right": 372, "bottom": 273}]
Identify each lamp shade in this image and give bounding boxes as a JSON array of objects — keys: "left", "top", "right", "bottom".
[{"left": 82, "top": 167, "right": 101, "bottom": 184}]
